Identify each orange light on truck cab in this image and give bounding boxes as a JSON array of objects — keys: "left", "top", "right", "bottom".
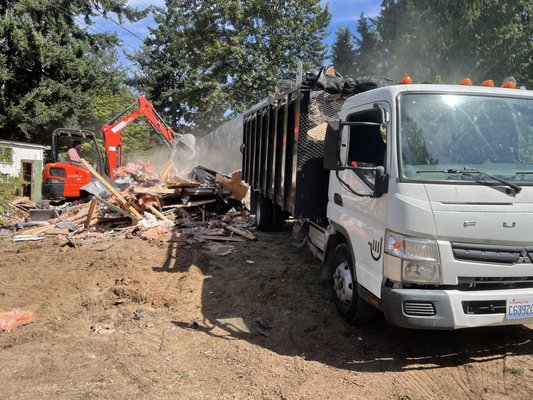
[
  {"left": 460, "top": 77, "right": 473, "bottom": 85},
  {"left": 502, "top": 76, "right": 517, "bottom": 88},
  {"left": 400, "top": 75, "right": 413, "bottom": 84},
  {"left": 481, "top": 79, "right": 494, "bottom": 87}
]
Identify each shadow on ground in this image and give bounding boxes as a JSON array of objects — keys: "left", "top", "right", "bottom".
[{"left": 155, "top": 225, "right": 533, "bottom": 373}]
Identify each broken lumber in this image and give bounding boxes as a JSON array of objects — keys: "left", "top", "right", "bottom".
[
  {"left": 84, "top": 197, "right": 97, "bottom": 229},
  {"left": 162, "top": 199, "right": 217, "bottom": 209},
  {"left": 223, "top": 225, "right": 256, "bottom": 241},
  {"left": 159, "top": 159, "right": 175, "bottom": 182},
  {"left": 133, "top": 187, "right": 181, "bottom": 195},
  {"left": 79, "top": 158, "right": 142, "bottom": 219},
  {"left": 148, "top": 205, "right": 172, "bottom": 222},
  {"left": 196, "top": 235, "right": 246, "bottom": 242}
]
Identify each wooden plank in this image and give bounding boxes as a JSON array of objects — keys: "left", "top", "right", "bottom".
[
  {"left": 133, "top": 187, "right": 181, "bottom": 195},
  {"left": 166, "top": 182, "right": 200, "bottom": 189},
  {"left": 148, "top": 205, "right": 172, "bottom": 222},
  {"left": 162, "top": 199, "right": 217, "bottom": 209},
  {"left": 196, "top": 235, "right": 246, "bottom": 242},
  {"left": 21, "top": 225, "right": 54, "bottom": 235},
  {"left": 223, "top": 225, "right": 257, "bottom": 241},
  {"left": 79, "top": 158, "right": 143, "bottom": 219},
  {"left": 183, "top": 187, "right": 217, "bottom": 195},
  {"left": 159, "top": 159, "right": 175, "bottom": 182},
  {"left": 84, "top": 197, "right": 97, "bottom": 229}
]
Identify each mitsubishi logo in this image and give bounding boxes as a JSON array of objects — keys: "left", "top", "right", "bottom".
[{"left": 517, "top": 249, "right": 531, "bottom": 264}]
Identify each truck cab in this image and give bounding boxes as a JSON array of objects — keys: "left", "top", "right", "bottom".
[{"left": 325, "top": 84, "right": 533, "bottom": 329}]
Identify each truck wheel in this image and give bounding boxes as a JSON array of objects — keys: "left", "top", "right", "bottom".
[
  {"left": 256, "top": 194, "right": 273, "bottom": 231},
  {"left": 249, "top": 190, "right": 258, "bottom": 214},
  {"left": 271, "top": 203, "right": 284, "bottom": 231},
  {"left": 329, "top": 243, "right": 376, "bottom": 325}
]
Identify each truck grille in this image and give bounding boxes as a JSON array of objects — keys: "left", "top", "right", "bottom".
[
  {"left": 403, "top": 302, "right": 436, "bottom": 316},
  {"left": 451, "top": 242, "right": 533, "bottom": 264},
  {"left": 457, "top": 276, "right": 533, "bottom": 290},
  {"left": 462, "top": 300, "right": 506, "bottom": 315}
]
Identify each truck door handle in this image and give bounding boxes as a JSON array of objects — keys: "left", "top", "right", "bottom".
[{"left": 334, "top": 193, "right": 343, "bottom": 206}]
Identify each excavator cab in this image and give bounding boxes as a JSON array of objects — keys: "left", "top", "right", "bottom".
[{"left": 42, "top": 128, "right": 107, "bottom": 200}]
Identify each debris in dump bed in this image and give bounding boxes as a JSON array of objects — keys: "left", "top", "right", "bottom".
[{"left": 2, "top": 158, "right": 255, "bottom": 250}]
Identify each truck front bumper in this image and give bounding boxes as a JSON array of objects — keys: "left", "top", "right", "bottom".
[{"left": 382, "top": 287, "right": 533, "bottom": 330}]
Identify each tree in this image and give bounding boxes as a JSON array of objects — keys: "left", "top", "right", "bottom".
[
  {"left": 376, "top": 0, "right": 445, "bottom": 82},
  {"left": 89, "top": 88, "right": 163, "bottom": 158},
  {"left": 374, "top": 0, "right": 532, "bottom": 85},
  {"left": 354, "top": 12, "right": 380, "bottom": 76},
  {"left": 330, "top": 27, "right": 356, "bottom": 77},
  {"left": 0, "top": 0, "right": 145, "bottom": 144},
  {"left": 132, "top": 0, "right": 331, "bottom": 134}
]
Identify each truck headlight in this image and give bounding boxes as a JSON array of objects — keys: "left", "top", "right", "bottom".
[
  {"left": 402, "top": 261, "right": 440, "bottom": 283},
  {"left": 385, "top": 231, "right": 441, "bottom": 284}
]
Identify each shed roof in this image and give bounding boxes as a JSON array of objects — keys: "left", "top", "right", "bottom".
[{"left": 0, "top": 140, "right": 50, "bottom": 151}]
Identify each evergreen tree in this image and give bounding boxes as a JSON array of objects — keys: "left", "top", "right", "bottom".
[
  {"left": 0, "top": 0, "right": 144, "bottom": 143},
  {"left": 330, "top": 27, "right": 356, "bottom": 77},
  {"left": 375, "top": 0, "right": 532, "bottom": 85},
  {"left": 132, "top": 0, "right": 331, "bottom": 134},
  {"left": 354, "top": 12, "right": 380, "bottom": 76}
]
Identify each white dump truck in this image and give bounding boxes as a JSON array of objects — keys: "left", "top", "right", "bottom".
[{"left": 241, "top": 78, "right": 533, "bottom": 329}]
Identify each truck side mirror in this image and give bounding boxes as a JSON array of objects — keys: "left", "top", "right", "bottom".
[
  {"left": 324, "top": 121, "right": 341, "bottom": 170},
  {"left": 373, "top": 166, "right": 389, "bottom": 197}
]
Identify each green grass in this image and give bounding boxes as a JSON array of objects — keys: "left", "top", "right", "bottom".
[{"left": 506, "top": 366, "right": 524, "bottom": 377}]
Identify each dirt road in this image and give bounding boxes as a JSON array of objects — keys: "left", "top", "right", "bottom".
[{"left": 0, "top": 228, "right": 531, "bottom": 399}]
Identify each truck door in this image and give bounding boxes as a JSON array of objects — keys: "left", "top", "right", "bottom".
[{"left": 332, "top": 102, "right": 390, "bottom": 298}]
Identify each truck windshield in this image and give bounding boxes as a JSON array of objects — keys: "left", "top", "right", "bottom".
[{"left": 399, "top": 93, "right": 533, "bottom": 184}]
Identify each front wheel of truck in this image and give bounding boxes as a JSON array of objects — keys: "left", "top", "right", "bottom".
[{"left": 329, "top": 243, "right": 376, "bottom": 325}]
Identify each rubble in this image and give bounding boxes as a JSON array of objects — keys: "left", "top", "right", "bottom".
[{"left": 1, "top": 159, "right": 255, "bottom": 249}]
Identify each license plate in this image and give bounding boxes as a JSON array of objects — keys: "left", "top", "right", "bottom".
[{"left": 506, "top": 298, "right": 533, "bottom": 320}]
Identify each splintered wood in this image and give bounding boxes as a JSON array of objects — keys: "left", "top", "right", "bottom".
[
  {"left": 5, "top": 156, "right": 253, "bottom": 244},
  {"left": 80, "top": 158, "right": 142, "bottom": 219}
]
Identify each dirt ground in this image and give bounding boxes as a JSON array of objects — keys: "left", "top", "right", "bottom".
[{"left": 0, "top": 226, "right": 532, "bottom": 400}]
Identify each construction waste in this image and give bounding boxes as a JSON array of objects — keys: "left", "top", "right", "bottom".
[{"left": 1, "top": 160, "right": 255, "bottom": 247}]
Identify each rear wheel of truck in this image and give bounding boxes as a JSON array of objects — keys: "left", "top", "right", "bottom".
[
  {"left": 256, "top": 194, "right": 273, "bottom": 231},
  {"left": 329, "top": 243, "right": 376, "bottom": 325},
  {"left": 271, "top": 203, "right": 284, "bottom": 231}
]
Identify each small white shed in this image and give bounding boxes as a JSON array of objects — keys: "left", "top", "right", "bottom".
[{"left": 0, "top": 140, "right": 50, "bottom": 200}]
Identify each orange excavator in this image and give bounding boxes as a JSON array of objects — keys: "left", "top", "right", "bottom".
[{"left": 42, "top": 96, "right": 196, "bottom": 200}]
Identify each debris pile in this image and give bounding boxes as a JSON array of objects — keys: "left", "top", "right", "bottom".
[{"left": 1, "top": 159, "right": 254, "bottom": 249}]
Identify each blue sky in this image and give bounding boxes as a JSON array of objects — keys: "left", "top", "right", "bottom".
[{"left": 90, "top": 0, "right": 382, "bottom": 68}]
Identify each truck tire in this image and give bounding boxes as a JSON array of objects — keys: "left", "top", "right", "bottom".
[
  {"left": 256, "top": 194, "right": 273, "bottom": 231},
  {"left": 329, "top": 243, "right": 376, "bottom": 325},
  {"left": 271, "top": 203, "right": 284, "bottom": 231}
]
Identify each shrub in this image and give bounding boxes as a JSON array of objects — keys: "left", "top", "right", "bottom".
[{"left": 0, "top": 173, "right": 20, "bottom": 224}]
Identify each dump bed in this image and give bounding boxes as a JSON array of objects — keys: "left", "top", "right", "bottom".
[{"left": 242, "top": 88, "right": 352, "bottom": 219}]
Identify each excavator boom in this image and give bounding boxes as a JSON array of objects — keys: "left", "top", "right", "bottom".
[{"left": 101, "top": 96, "right": 179, "bottom": 177}]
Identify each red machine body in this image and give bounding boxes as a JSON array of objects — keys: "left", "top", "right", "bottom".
[{"left": 42, "top": 129, "right": 106, "bottom": 199}]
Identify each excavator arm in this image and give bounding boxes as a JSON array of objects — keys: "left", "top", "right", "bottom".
[{"left": 101, "top": 96, "right": 179, "bottom": 177}]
